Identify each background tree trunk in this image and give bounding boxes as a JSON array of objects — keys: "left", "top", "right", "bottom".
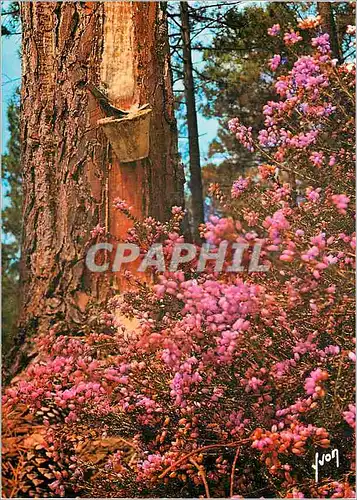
[
  {"left": 180, "top": 1, "right": 204, "bottom": 241},
  {"left": 318, "top": 2, "right": 342, "bottom": 63},
  {"left": 9, "top": 1, "right": 183, "bottom": 378}
]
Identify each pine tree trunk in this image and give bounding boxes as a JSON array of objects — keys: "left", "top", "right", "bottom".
[
  {"left": 9, "top": 1, "right": 183, "bottom": 378},
  {"left": 318, "top": 2, "right": 342, "bottom": 63},
  {"left": 180, "top": 1, "right": 204, "bottom": 241}
]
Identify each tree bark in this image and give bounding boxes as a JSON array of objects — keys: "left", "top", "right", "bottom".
[
  {"left": 180, "top": 1, "right": 204, "bottom": 241},
  {"left": 9, "top": 1, "right": 183, "bottom": 377},
  {"left": 318, "top": 2, "right": 342, "bottom": 63}
]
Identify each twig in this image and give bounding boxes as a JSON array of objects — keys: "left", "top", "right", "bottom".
[
  {"left": 190, "top": 458, "right": 210, "bottom": 498},
  {"left": 230, "top": 446, "right": 240, "bottom": 497},
  {"left": 119, "top": 437, "right": 138, "bottom": 450},
  {"left": 255, "top": 144, "right": 316, "bottom": 183},
  {"left": 158, "top": 438, "right": 250, "bottom": 479}
]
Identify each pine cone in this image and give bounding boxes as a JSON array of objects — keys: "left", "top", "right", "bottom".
[
  {"left": 34, "top": 401, "right": 68, "bottom": 425},
  {"left": 2, "top": 405, "right": 75, "bottom": 498}
]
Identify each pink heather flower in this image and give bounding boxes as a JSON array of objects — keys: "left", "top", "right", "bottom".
[
  {"left": 343, "top": 404, "right": 356, "bottom": 429},
  {"left": 332, "top": 194, "right": 350, "bottom": 214},
  {"left": 228, "top": 117, "right": 239, "bottom": 134},
  {"left": 291, "top": 56, "right": 328, "bottom": 90},
  {"left": 171, "top": 206, "right": 184, "bottom": 216},
  {"left": 244, "top": 211, "right": 259, "bottom": 226},
  {"left": 263, "top": 101, "right": 278, "bottom": 116},
  {"left": 301, "top": 245, "right": 319, "bottom": 262},
  {"left": 287, "top": 130, "right": 318, "bottom": 148},
  {"left": 138, "top": 453, "right": 165, "bottom": 479},
  {"left": 258, "top": 129, "right": 278, "bottom": 147},
  {"left": 299, "top": 102, "right": 336, "bottom": 117},
  {"left": 279, "top": 249, "right": 295, "bottom": 262},
  {"left": 268, "top": 24, "right": 280, "bottom": 36},
  {"left": 304, "top": 368, "right": 329, "bottom": 398},
  {"left": 203, "top": 215, "right": 236, "bottom": 244},
  {"left": 311, "top": 33, "right": 330, "bottom": 54},
  {"left": 329, "top": 155, "right": 336, "bottom": 166},
  {"left": 271, "top": 183, "right": 291, "bottom": 202},
  {"left": 310, "top": 232, "right": 327, "bottom": 249},
  {"left": 289, "top": 489, "right": 305, "bottom": 498},
  {"left": 90, "top": 224, "right": 106, "bottom": 239},
  {"left": 309, "top": 151, "right": 324, "bottom": 167},
  {"left": 269, "top": 54, "right": 281, "bottom": 71},
  {"left": 231, "top": 177, "right": 250, "bottom": 198},
  {"left": 306, "top": 187, "right": 321, "bottom": 203},
  {"left": 318, "top": 345, "right": 340, "bottom": 357},
  {"left": 228, "top": 118, "right": 254, "bottom": 151},
  {"left": 284, "top": 30, "right": 302, "bottom": 46},
  {"left": 275, "top": 78, "right": 289, "bottom": 97},
  {"left": 263, "top": 209, "right": 290, "bottom": 242},
  {"left": 113, "top": 198, "right": 131, "bottom": 211},
  {"left": 348, "top": 351, "right": 356, "bottom": 362},
  {"left": 244, "top": 376, "right": 264, "bottom": 392},
  {"left": 298, "top": 15, "right": 321, "bottom": 30}
]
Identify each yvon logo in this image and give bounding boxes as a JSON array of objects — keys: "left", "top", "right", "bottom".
[{"left": 313, "top": 449, "right": 339, "bottom": 483}]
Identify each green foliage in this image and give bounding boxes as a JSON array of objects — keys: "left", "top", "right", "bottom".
[
  {"left": 1, "top": 2, "right": 20, "bottom": 37},
  {"left": 199, "top": 3, "right": 299, "bottom": 194},
  {"left": 2, "top": 89, "right": 22, "bottom": 353}
]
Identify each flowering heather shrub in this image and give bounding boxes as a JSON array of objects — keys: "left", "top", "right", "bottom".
[{"left": 3, "top": 25, "right": 356, "bottom": 498}]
